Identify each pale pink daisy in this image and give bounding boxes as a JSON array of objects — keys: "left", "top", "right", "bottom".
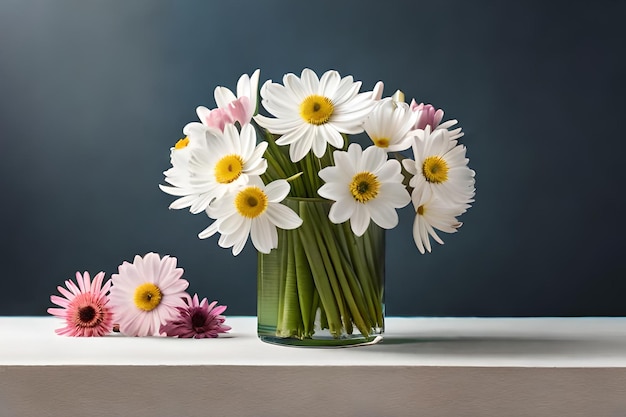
[
  {"left": 108, "top": 253, "right": 190, "bottom": 337},
  {"left": 47, "top": 271, "right": 114, "bottom": 337},
  {"left": 160, "top": 294, "right": 231, "bottom": 338},
  {"left": 184, "top": 69, "right": 260, "bottom": 134},
  {"left": 410, "top": 100, "right": 464, "bottom": 141}
]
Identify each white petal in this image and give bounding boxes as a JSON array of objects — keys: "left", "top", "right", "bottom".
[
  {"left": 371, "top": 81, "right": 384, "bottom": 100},
  {"left": 218, "top": 213, "right": 246, "bottom": 235},
  {"left": 301, "top": 68, "right": 320, "bottom": 93},
  {"left": 266, "top": 203, "right": 303, "bottom": 230},
  {"left": 275, "top": 123, "right": 310, "bottom": 145},
  {"left": 317, "top": 165, "right": 346, "bottom": 184},
  {"left": 317, "top": 181, "right": 351, "bottom": 202},
  {"left": 366, "top": 198, "right": 399, "bottom": 230},
  {"left": 311, "top": 132, "right": 327, "bottom": 158},
  {"left": 319, "top": 70, "right": 341, "bottom": 97},
  {"left": 361, "top": 145, "right": 386, "bottom": 172},
  {"left": 283, "top": 72, "right": 308, "bottom": 102},
  {"left": 332, "top": 149, "right": 358, "bottom": 177},
  {"left": 289, "top": 128, "right": 314, "bottom": 162},
  {"left": 214, "top": 86, "right": 237, "bottom": 109},
  {"left": 375, "top": 159, "right": 403, "bottom": 182},
  {"left": 231, "top": 237, "right": 247, "bottom": 256},
  {"left": 183, "top": 122, "right": 209, "bottom": 137},
  {"left": 264, "top": 179, "right": 290, "bottom": 202},
  {"left": 250, "top": 216, "right": 274, "bottom": 254},
  {"left": 320, "top": 123, "right": 345, "bottom": 149},
  {"left": 239, "top": 123, "right": 256, "bottom": 158},
  {"left": 346, "top": 143, "right": 363, "bottom": 171},
  {"left": 198, "top": 220, "right": 220, "bottom": 239},
  {"left": 253, "top": 114, "right": 302, "bottom": 132},
  {"left": 350, "top": 204, "right": 371, "bottom": 236},
  {"left": 328, "top": 199, "right": 356, "bottom": 224},
  {"left": 159, "top": 184, "right": 192, "bottom": 197},
  {"left": 412, "top": 215, "right": 427, "bottom": 254},
  {"left": 378, "top": 183, "right": 411, "bottom": 208},
  {"left": 245, "top": 141, "right": 268, "bottom": 168}
]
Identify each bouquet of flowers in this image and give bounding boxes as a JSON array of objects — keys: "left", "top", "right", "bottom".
[{"left": 160, "top": 68, "right": 475, "bottom": 343}]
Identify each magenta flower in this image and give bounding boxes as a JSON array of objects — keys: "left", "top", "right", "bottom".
[
  {"left": 47, "top": 271, "right": 114, "bottom": 337},
  {"left": 160, "top": 294, "right": 231, "bottom": 338}
]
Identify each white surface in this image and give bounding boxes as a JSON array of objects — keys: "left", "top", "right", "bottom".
[
  {"left": 2, "top": 316, "right": 626, "bottom": 417},
  {"left": 2, "top": 316, "right": 626, "bottom": 367}
]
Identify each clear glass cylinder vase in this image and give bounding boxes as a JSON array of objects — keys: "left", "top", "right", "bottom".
[{"left": 257, "top": 197, "right": 385, "bottom": 347}]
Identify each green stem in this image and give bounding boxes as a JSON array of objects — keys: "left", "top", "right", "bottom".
[
  {"left": 294, "top": 229, "right": 314, "bottom": 338},
  {"left": 277, "top": 229, "right": 303, "bottom": 337},
  {"left": 341, "top": 222, "right": 379, "bottom": 326},
  {"left": 297, "top": 202, "right": 343, "bottom": 337},
  {"left": 313, "top": 203, "right": 372, "bottom": 336},
  {"left": 363, "top": 227, "right": 385, "bottom": 326}
]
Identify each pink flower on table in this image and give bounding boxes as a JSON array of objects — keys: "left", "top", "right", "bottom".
[
  {"left": 47, "top": 271, "right": 114, "bottom": 337},
  {"left": 160, "top": 294, "right": 231, "bottom": 338},
  {"left": 108, "top": 253, "right": 190, "bottom": 337}
]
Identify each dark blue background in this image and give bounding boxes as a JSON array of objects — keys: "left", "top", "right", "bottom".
[{"left": 1, "top": 1, "right": 625, "bottom": 316}]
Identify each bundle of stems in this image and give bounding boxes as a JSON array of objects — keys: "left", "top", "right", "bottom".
[{"left": 257, "top": 125, "right": 385, "bottom": 340}]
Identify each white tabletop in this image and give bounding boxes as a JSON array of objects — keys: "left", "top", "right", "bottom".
[
  {"left": 2, "top": 316, "right": 626, "bottom": 417},
  {"left": 2, "top": 316, "right": 626, "bottom": 367}
]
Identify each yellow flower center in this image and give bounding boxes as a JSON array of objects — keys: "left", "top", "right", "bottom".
[
  {"left": 214, "top": 154, "right": 244, "bottom": 184},
  {"left": 349, "top": 172, "right": 380, "bottom": 203},
  {"left": 235, "top": 186, "right": 268, "bottom": 218},
  {"left": 373, "top": 137, "right": 390, "bottom": 148},
  {"left": 299, "top": 95, "right": 334, "bottom": 125},
  {"left": 417, "top": 205, "right": 425, "bottom": 216},
  {"left": 133, "top": 283, "right": 163, "bottom": 312},
  {"left": 422, "top": 156, "right": 449, "bottom": 184},
  {"left": 175, "top": 137, "right": 189, "bottom": 149}
]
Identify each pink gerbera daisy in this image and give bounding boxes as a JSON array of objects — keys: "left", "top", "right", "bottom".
[
  {"left": 108, "top": 253, "right": 190, "bottom": 337},
  {"left": 160, "top": 293, "right": 231, "bottom": 338},
  {"left": 47, "top": 271, "right": 114, "bottom": 337}
]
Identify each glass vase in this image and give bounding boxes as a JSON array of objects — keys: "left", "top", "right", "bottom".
[{"left": 257, "top": 197, "right": 385, "bottom": 347}]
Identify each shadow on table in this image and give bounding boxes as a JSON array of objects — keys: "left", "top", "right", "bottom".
[{"left": 363, "top": 334, "right": 626, "bottom": 357}]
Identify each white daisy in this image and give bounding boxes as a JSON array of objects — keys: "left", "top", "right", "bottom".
[
  {"left": 254, "top": 68, "right": 376, "bottom": 162},
  {"left": 184, "top": 69, "right": 260, "bottom": 133},
  {"left": 159, "top": 132, "right": 205, "bottom": 210},
  {"left": 364, "top": 97, "right": 419, "bottom": 152},
  {"left": 198, "top": 178, "right": 303, "bottom": 256},
  {"left": 108, "top": 253, "right": 190, "bottom": 337},
  {"left": 402, "top": 126, "right": 475, "bottom": 206},
  {"left": 411, "top": 187, "right": 468, "bottom": 254},
  {"left": 317, "top": 143, "right": 411, "bottom": 236},
  {"left": 159, "top": 123, "right": 268, "bottom": 214}
]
